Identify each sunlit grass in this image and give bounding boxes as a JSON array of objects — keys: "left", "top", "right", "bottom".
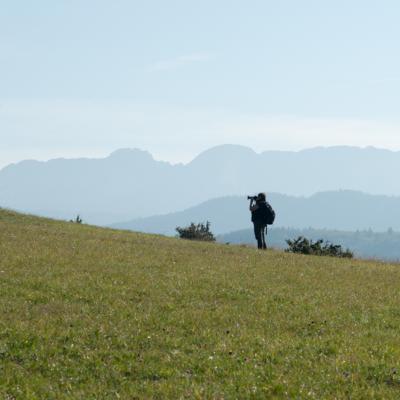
[{"left": 1, "top": 209, "right": 400, "bottom": 399}]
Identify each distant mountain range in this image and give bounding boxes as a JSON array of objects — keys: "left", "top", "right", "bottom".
[
  {"left": 1, "top": 145, "right": 400, "bottom": 224},
  {"left": 111, "top": 190, "right": 400, "bottom": 235}
]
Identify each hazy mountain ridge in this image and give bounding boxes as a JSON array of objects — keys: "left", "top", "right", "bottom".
[
  {"left": 111, "top": 190, "right": 400, "bottom": 235},
  {"left": 1, "top": 144, "right": 400, "bottom": 225}
]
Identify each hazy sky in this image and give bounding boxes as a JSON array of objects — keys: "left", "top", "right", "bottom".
[{"left": 1, "top": 0, "right": 400, "bottom": 167}]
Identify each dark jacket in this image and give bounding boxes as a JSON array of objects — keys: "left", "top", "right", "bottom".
[{"left": 251, "top": 200, "right": 268, "bottom": 223}]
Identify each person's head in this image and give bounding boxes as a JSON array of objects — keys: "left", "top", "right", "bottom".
[{"left": 257, "top": 192, "right": 266, "bottom": 202}]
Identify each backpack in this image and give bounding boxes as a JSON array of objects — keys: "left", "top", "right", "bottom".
[{"left": 254, "top": 201, "right": 275, "bottom": 225}]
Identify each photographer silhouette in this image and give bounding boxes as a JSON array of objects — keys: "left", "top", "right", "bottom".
[{"left": 249, "top": 193, "right": 275, "bottom": 250}]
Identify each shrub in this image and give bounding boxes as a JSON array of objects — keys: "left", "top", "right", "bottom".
[
  {"left": 70, "top": 215, "right": 83, "bottom": 224},
  {"left": 285, "top": 236, "right": 353, "bottom": 258},
  {"left": 176, "top": 221, "right": 216, "bottom": 242}
]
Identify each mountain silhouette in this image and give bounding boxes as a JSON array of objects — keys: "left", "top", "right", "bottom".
[
  {"left": 111, "top": 190, "right": 400, "bottom": 235},
  {"left": 1, "top": 145, "right": 400, "bottom": 224}
]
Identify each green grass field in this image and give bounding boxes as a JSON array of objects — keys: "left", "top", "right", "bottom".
[{"left": 1, "top": 209, "right": 400, "bottom": 399}]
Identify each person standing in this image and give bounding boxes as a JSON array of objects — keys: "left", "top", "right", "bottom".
[{"left": 249, "top": 193, "right": 275, "bottom": 250}]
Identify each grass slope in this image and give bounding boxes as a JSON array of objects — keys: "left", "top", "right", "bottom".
[{"left": 1, "top": 210, "right": 400, "bottom": 399}]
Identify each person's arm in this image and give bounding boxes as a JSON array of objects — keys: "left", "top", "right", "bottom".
[{"left": 250, "top": 200, "right": 259, "bottom": 212}]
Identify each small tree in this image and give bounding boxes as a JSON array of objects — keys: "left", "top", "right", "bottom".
[
  {"left": 176, "top": 221, "right": 216, "bottom": 242},
  {"left": 70, "top": 215, "right": 83, "bottom": 224},
  {"left": 285, "top": 236, "right": 353, "bottom": 258}
]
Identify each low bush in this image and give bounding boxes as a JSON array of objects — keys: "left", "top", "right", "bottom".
[
  {"left": 70, "top": 215, "right": 83, "bottom": 224},
  {"left": 286, "top": 236, "right": 353, "bottom": 258},
  {"left": 176, "top": 221, "right": 215, "bottom": 242}
]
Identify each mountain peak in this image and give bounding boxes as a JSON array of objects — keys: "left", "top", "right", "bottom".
[
  {"left": 190, "top": 144, "right": 256, "bottom": 165},
  {"left": 108, "top": 148, "right": 153, "bottom": 161}
]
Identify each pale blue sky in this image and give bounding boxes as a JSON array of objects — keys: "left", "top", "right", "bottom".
[{"left": 1, "top": 0, "right": 400, "bottom": 167}]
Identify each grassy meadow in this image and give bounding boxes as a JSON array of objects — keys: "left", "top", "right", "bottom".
[{"left": 1, "top": 209, "right": 400, "bottom": 399}]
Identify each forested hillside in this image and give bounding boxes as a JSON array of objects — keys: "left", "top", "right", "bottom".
[{"left": 219, "top": 227, "right": 400, "bottom": 261}]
